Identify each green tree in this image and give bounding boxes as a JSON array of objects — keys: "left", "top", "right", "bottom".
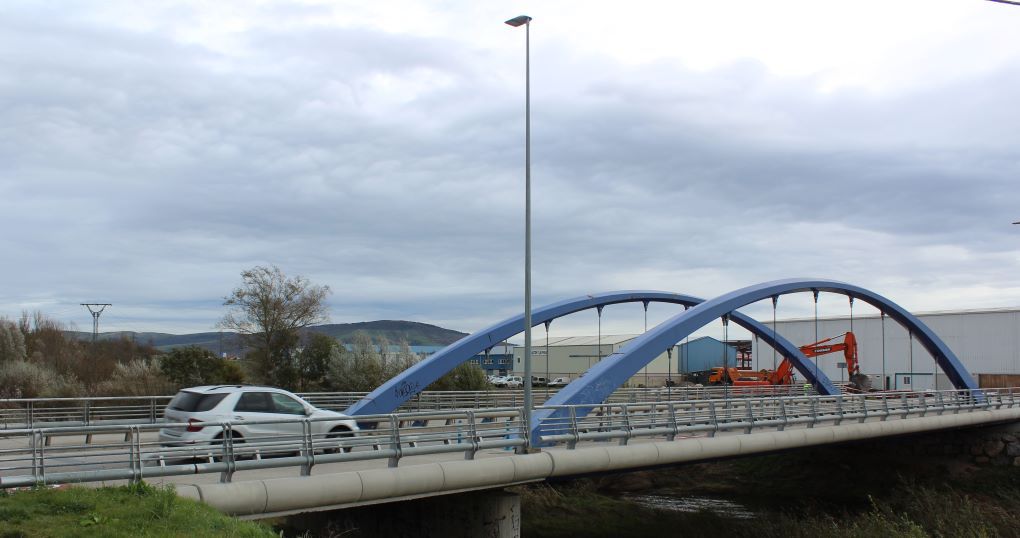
[
  {"left": 159, "top": 346, "right": 244, "bottom": 388},
  {"left": 296, "top": 333, "right": 340, "bottom": 391},
  {"left": 427, "top": 362, "right": 489, "bottom": 391},
  {"left": 219, "top": 265, "right": 331, "bottom": 384},
  {"left": 326, "top": 331, "right": 384, "bottom": 392}
]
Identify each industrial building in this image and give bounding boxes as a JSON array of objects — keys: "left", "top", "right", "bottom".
[
  {"left": 749, "top": 307, "right": 1020, "bottom": 390},
  {"left": 511, "top": 334, "right": 738, "bottom": 387}
]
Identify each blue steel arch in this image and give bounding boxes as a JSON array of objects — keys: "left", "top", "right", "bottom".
[
  {"left": 534, "top": 278, "right": 979, "bottom": 438},
  {"left": 346, "top": 290, "right": 838, "bottom": 416}
]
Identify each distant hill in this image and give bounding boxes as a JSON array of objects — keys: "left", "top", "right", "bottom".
[
  {"left": 69, "top": 320, "right": 467, "bottom": 354},
  {"left": 306, "top": 321, "right": 467, "bottom": 346}
]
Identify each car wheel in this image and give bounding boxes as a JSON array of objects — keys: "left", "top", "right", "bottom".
[
  {"left": 211, "top": 432, "right": 245, "bottom": 461},
  {"left": 325, "top": 427, "right": 355, "bottom": 454}
]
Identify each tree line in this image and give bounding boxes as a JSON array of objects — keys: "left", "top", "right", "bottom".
[{"left": 0, "top": 265, "right": 487, "bottom": 398}]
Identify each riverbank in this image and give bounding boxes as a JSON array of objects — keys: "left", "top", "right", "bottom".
[{"left": 517, "top": 441, "right": 1020, "bottom": 537}]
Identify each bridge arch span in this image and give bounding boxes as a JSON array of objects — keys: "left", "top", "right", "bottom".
[
  {"left": 534, "top": 278, "right": 978, "bottom": 436},
  {"left": 345, "top": 290, "right": 839, "bottom": 416}
]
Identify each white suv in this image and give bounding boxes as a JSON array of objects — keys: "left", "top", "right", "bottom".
[{"left": 158, "top": 385, "right": 359, "bottom": 453}]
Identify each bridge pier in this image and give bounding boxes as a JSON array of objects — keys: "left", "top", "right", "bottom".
[{"left": 281, "top": 489, "right": 521, "bottom": 538}]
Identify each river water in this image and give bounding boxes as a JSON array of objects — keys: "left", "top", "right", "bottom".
[{"left": 623, "top": 494, "right": 758, "bottom": 519}]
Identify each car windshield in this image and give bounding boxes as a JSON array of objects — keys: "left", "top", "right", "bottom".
[{"left": 167, "top": 391, "right": 228, "bottom": 412}]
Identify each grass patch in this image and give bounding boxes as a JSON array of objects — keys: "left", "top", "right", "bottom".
[{"left": 0, "top": 483, "right": 275, "bottom": 537}]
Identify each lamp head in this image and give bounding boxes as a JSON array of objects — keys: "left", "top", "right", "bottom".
[{"left": 505, "top": 15, "right": 532, "bottom": 27}]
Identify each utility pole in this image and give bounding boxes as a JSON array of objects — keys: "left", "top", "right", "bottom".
[{"left": 80, "top": 303, "right": 112, "bottom": 344}]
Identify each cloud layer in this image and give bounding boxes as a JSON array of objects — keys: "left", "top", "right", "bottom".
[{"left": 2, "top": 1, "right": 1018, "bottom": 338}]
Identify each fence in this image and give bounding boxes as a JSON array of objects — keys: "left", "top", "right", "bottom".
[
  {"left": 0, "top": 388, "right": 1011, "bottom": 489},
  {"left": 0, "top": 385, "right": 814, "bottom": 430}
]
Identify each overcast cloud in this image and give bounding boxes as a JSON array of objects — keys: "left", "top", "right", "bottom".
[{"left": 1, "top": 0, "right": 1019, "bottom": 339}]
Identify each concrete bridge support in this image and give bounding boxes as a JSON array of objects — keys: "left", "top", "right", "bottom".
[{"left": 282, "top": 489, "right": 521, "bottom": 538}]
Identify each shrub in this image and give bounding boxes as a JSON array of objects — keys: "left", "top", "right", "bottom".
[
  {"left": 0, "top": 360, "right": 56, "bottom": 398},
  {"left": 160, "top": 346, "right": 245, "bottom": 388},
  {"left": 96, "top": 360, "right": 175, "bottom": 396},
  {"left": 0, "top": 318, "right": 26, "bottom": 363}
]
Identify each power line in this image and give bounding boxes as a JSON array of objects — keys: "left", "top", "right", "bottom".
[{"left": 80, "top": 303, "right": 112, "bottom": 344}]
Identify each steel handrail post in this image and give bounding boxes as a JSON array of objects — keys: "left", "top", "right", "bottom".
[
  {"left": 568, "top": 406, "right": 579, "bottom": 448},
  {"left": 835, "top": 394, "right": 844, "bottom": 425},
  {"left": 517, "top": 407, "right": 530, "bottom": 451},
  {"left": 919, "top": 392, "right": 927, "bottom": 417},
  {"left": 937, "top": 391, "right": 945, "bottom": 415},
  {"left": 466, "top": 411, "right": 479, "bottom": 460},
  {"left": 130, "top": 425, "right": 144, "bottom": 484},
  {"left": 31, "top": 429, "right": 43, "bottom": 484},
  {"left": 619, "top": 404, "right": 631, "bottom": 446},
  {"left": 858, "top": 394, "right": 868, "bottom": 423},
  {"left": 667, "top": 402, "right": 678, "bottom": 441},
  {"left": 217, "top": 424, "right": 234, "bottom": 483},
  {"left": 743, "top": 399, "right": 754, "bottom": 434},
  {"left": 388, "top": 414, "right": 402, "bottom": 468},
  {"left": 708, "top": 400, "right": 718, "bottom": 437},
  {"left": 300, "top": 419, "right": 313, "bottom": 476},
  {"left": 778, "top": 397, "right": 788, "bottom": 431},
  {"left": 899, "top": 393, "right": 908, "bottom": 419}
]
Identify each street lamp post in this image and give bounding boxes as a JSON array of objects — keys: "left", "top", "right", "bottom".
[{"left": 505, "top": 14, "right": 534, "bottom": 450}]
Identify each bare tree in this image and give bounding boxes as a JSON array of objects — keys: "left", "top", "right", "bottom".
[{"left": 219, "top": 265, "right": 331, "bottom": 383}]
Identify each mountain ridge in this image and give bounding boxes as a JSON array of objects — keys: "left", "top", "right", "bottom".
[{"left": 69, "top": 320, "right": 469, "bottom": 353}]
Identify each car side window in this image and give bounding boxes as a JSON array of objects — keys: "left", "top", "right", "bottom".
[
  {"left": 234, "top": 392, "right": 273, "bottom": 413},
  {"left": 270, "top": 393, "right": 306, "bottom": 415}
]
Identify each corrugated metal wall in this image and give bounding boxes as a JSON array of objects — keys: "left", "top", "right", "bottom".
[
  {"left": 678, "top": 336, "right": 738, "bottom": 373},
  {"left": 750, "top": 309, "right": 1020, "bottom": 387}
]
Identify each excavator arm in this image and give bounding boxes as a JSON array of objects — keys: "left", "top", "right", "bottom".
[
  {"left": 797, "top": 332, "right": 869, "bottom": 391},
  {"left": 799, "top": 332, "right": 858, "bottom": 375}
]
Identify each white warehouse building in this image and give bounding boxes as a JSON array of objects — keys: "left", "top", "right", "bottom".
[
  {"left": 511, "top": 335, "right": 678, "bottom": 387},
  {"left": 749, "top": 307, "right": 1020, "bottom": 390}
]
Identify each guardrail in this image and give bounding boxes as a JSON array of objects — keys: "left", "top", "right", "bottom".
[
  {"left": 0, "top": 389, "right": 1012, "bottom": 489},
  {"left": 0, "top": 385, "right": 815, "bottom": 430}
]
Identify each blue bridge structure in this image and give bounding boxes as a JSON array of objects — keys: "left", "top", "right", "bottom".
[{"left": 345, "top": 278, "right": 980, "bottom": 442}]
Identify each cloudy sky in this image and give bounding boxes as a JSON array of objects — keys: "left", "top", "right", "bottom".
[{"left": 2, "top": 0, "right": 1019, "bottom": 339}]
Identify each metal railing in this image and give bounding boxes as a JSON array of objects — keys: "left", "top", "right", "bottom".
[
  {"left": 0, "top": 385, "right": 815, "bottom": 430},
  {"left": 0, "top": 388, "right": 1012, "bottom": 489}
]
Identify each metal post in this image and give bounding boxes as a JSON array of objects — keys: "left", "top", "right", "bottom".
[
  {"left": 812, "top": 290, "right": 819, "bottom": 392},
  {"left": 642, "top": 300, "right": 649, "bottom": 389},
  {"left": 881, "top": 312, "right": 887, "bottom": 390},
  {"left": 545, "top": 320, "right": 551, "bottom": 401},
  {"left": 505, "top": 14, "right": 534, "bottom": 452},
  {"left": 771, "top": 295, "right": 778, "bottom": 371}
]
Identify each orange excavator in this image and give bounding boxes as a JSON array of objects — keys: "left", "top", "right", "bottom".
[
  {"left": 706, "top": 331, "right": 871, "bottom": 391},
  {"left": 799, "top": 331, "right": 871, "bottom": 391}
]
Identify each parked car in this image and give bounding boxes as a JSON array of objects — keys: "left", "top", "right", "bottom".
[
  {"left": 504, "top": 376, "right": 524, "bottom": 388},
  {"left": 531, "top": 376, "right": 548, "bottom": 387},
  {"left": 158, "top": 385, "right": 359, "bottom": 454},
  {"left": 547, "top": 377, "right": 570, "bottom": 388},
  {"left": 490, "top": 376, "right": 508, "bottom": 387}
]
